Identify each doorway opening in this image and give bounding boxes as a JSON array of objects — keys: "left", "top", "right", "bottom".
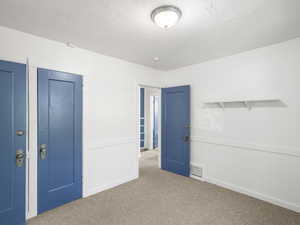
[
  {"left": 138, "top": 85, "right": 190, "bottom": 177},
  {"left": 151, "top": 95, "right": 159, "bottom": 150},
  {"left": 138, "top": 85, "right": 161, "bottom": 169}
]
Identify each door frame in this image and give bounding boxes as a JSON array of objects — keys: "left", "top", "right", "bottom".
[
  {"left": 150, "top": 95, "right": 159, "bottom": 150},
  {"left": 137, "top": 84, "right": 162, "bottom": 169},
  {"left": 28, "top": 66, "right": 84, "bottom": 218}
]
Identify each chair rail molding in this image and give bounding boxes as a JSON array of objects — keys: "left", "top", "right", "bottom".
[
  {"left": 87, "top": 137, "right": 137, "bottom": 151},
  {"left": 191, "top": 136, "right": 300, "bottom": 158}
]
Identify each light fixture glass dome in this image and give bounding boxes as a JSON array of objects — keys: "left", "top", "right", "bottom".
[{"left": 151, "top": 5, "right": 182, "bottom": 29}]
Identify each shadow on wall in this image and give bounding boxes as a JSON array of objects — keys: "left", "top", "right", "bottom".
[{"left": 203, "top": 100, "right": 287, "bottom": 110}]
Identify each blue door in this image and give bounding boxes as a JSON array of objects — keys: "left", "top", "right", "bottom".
[
  {"left": 38, "top": 69, "right": 83, "bottom": 214},
  {"left": 0, "top": 60, "right": 26, "bottom": 225},
  {"left": 161, "top": 86, "right": 190, "bottom": 176}
]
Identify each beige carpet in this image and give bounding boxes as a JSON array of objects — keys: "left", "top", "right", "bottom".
[{"left": 28, "top": 150, "right": 300, "bottom": 225}]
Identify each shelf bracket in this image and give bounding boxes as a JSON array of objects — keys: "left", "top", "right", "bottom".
[
  {"left": 244, "top": 101, "right": 251, "bottom": 110},
  {"left": 218, "top": 102, "right": 225, "bottom": 110}
]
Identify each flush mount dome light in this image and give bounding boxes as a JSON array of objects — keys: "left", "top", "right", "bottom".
[{"left": 151, "top": 5, "right": 182, "bottom": 29}]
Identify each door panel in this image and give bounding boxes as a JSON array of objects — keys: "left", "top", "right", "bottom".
[
  {"left": 162, "top": 86, "right": 190, "bottom": 176},
  {"left": 48, "top": 80, "right": 75, "bottom": 190},
  {"left": 0, "top": 60, "right": 26, "bottom": 225},
  {"left": 38, "top": 69, "right": 82, "bottom": 214}
]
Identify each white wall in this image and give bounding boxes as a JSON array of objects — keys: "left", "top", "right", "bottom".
[
  {"left": 0, "top": 26, "right": 164, "bottom": 218},
  {"left": 162, "top": 38, "right": 300, "bottom": 213},
  {"left": 1, "top": 24, "right": 299, "bottom": 217}
]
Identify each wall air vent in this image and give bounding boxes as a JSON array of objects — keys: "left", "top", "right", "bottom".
[{"left": 190, "top": 164, "right": 203, "bottom": 178}]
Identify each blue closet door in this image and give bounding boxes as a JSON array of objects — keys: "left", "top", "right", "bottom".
[
  {"left": 0, "top": 60, "right": 26, "bottom": 225},
  {"left": 38, "top": 69, "right": 83, "bottom": 214},
  {"left": 161, "top": 86, "right": 190, "bottom": 176}
]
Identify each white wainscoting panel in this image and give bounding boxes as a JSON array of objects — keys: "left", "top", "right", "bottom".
[
  {"left": 190, "top": 137, "right": 300, "bottom": 213},
  {"left": 83, "top": 138, "right": 138, "bottom": 198}
]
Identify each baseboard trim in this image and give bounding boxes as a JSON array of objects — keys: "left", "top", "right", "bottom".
[
  {"left": 190, "top": 175, "right": 300, "bottom": 213},
  {"left": 26, "top": 213, "right": 37, "bottom": 220},
  {"left": 83, "top": 175, "right": 138, "bottom": 198}
]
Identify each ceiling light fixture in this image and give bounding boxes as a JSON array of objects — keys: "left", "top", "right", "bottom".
[{"left": 151, "top": 5, "right": 182, "bottom": 29}]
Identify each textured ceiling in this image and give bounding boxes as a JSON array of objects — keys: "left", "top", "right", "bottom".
[{"left": 0, "top": 0, "right": 300, "bottom": 70}]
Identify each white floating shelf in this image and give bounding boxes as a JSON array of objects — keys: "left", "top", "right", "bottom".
[{"left": 203, "top": 98, "right": 282, "bottom": 110}]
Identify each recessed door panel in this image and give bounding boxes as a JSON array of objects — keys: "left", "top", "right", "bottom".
[
  {"left": 0, "top": 71, "right": 13, "bottom": 213},
  {"left": 48, "top": 80, "right": 75, "bottom": 190}
]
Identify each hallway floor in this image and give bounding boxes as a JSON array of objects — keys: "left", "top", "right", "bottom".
[{"left": 28, "top": 150, "right": 300, "bottom": 225}]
